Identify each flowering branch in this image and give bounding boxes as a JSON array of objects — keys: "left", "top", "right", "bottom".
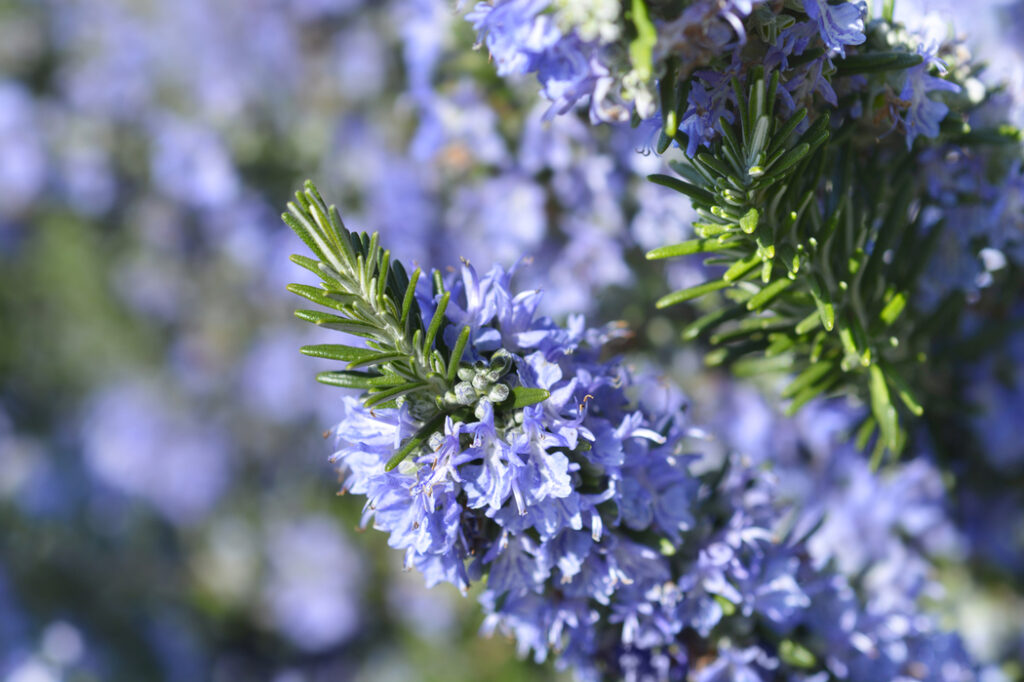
[
  {"left": 285, "top": 181, "right": 549, "bottom": 470},
  {"left": 287, "top": 186, "right": 984, "bottom": 679}
]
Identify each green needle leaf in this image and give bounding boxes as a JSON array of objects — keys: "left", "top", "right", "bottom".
[
  {"left": 786, "top": 373, "right": 839, "bottom": 416},
  {"left": 301, "top": 345, "right": 382, "bottom": 362},
  {"left": 767, "top": 109, "right": 808, "bottom": 157},
  {"left": 869, "top": 364, "right": 900, "bottom": 452},
  {"left": 746, "top": 278, "right": 793, "bottom": 311},
  {"left": 316, "top": 371, "right": 400, "bottom": 389},
  {"left": 660, "top": 58, "right": 678, "bottom": 138},
  {"left": 294, "top": 310, "right": 379, "bottom": 337},
  {"left": 365, "top": 381, "right": 429, "bottom": 408},
  {"left": 648, "top": 174, "right": 717, "bottom": 206},
  {"left": 723, "top": 253, "right": 764, "bottom": 282},
  {"left": 347, "top": 351, "right": 408, "bottom": 370},
  {"left": 656, "top": 280, "right": 731, "bottom": 308},
  {"left": 809, "top": 276, "right": 835, "bottom": 331},
  {"left": 794, "top": 311, "right": 821, "bottom": 335},
  {"left": 290, "top": 253, "right": 322, "bottom": 277},
  {"left": 424, "top": 291, "right": 450, "bottom": 354},
  {"left": 385, "top": 412, "right": 448, "bottom": 472},
  {"left": 446, "top": 326, "right": 472, "bottom": 383},
  {"left": 834, "top": 51, "right": 924, "bottom": 76},
  {"left": 681, "top": 304, "right": 748, "bottom": 340},
  {"left": 646, "top": 238, "right": 743, "bottom": 260},
  {"left": 880, "top": 363, "right": 925, "bottom": 417},
  {"left": 400, "top": 267, "right": 422, "bottom": 327},
  {"left": 748, "top": 115, "right": 771, "bottom": 162},
  {"left": 510, "top": 387, "right": 551, "bottom": 409},
  {"left": 287, "top": 283, "right": 359, "bottom": 311},
  {"left": 856, "top": 416, "right": 877, "bottom": 451},
  {"left": 782, "top": 361, "right": 836, "bottom": 399},
  {"left": 764, "top": 142, "right": 810, "bottom": 178}
]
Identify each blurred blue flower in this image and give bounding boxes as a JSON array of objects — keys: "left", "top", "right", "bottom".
[
  {"left": 467, "top": 0, "right": 561, "bottom": 77},
  {"left": 261, "top": 516, "right": 364, "bottom": 651},
  {"left": 0, "top": 82, "right": 47, "bottom": 218},
  {"left": 80, "top": 382, "right": 232, "bottom": 525}
]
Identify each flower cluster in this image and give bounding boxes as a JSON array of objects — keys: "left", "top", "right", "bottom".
[
  {"left": 462, "top": 0, "right": 1003, "bottom": 161},
  {"left": 328, "top": 261, "right": 986, "bottom": 681},
  {"left": 463, "top": 1, "right": 867, "bottom": 134}
]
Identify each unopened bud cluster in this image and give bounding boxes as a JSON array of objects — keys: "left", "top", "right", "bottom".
[{"left": 441, "top": 349, "right": 514, "bottom": 419}]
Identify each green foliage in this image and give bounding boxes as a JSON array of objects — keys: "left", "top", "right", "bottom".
[
  {"left": 285, "top": 180, "right": 466, "bottom": 468},
  {"left": 646, "top": 68, "right": 938, "bottom": 461},
  {"left": 285, "top": 181, "right": 549, "bottom": 471}
]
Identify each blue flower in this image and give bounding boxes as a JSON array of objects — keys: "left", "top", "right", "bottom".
[
  {"left": 802, "top": 0, "right": 866, "bottom": 58},
  {"left": 678, "top": 70, "right": 736, "bottom": 157},
  {"left": 695, "top": 646, "right": 774, "bottom": 682},
  {"left": 467, "top": 0, "right": 561, "bottom": 76},
  {"left": 895, "top": 21, "right": 962, "bottom": 148},
  {"left": 535, "top": 35, "right": 603, "bottom": 117},
  {"left": 324, "top": 261, "right": 985, "bottom": 680},
  {"left": 781, "top": 57, "right": 839, "bottom": 111},
  {"left": 462, "top": 402, "right": 519, "bottom": 511},
  {"left": 484, "top": 533, "right": 551, "bottom": 595},
  {"left": 899, "top": 65, "right": 960, "bottom": 148}
]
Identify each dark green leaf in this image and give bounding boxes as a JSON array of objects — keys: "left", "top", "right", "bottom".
[
  {"left": 424, "top": 290, "right": 450, "bottom": 354},
  {"left": 681, "top": 304, "right": 748, "bottom": 340},
  {"left": 294, "top": 309, "right": 378, "bottom": 337},
  {"left": 880, "top": 362, "right": 924, "bottom": 417},
  {"left": 767, "top": 109, "right": 807, "bottom": 157},
  {"left": 365, "top": 381, "right": 429, "bottom": 408},
  {"left": 301, "top": 344, "right": 381, "bottom": 362},
  {"left": 401, "top": 267, "right": 422, "bottom": 328},
  {"left": 316, "top": 371, "right": 399, "bottom": 389},
  {"left": 347, "top": 351, "right": 407, "bottom": 370},
  {"left": 648, "top": 174, "right": 717, "bottom": 206},
  {"left": 835, "top": 51, "right": 923, "bottom": 76},
  {"left": 764, "top": 143, "right": 810, "bottom": 179}
]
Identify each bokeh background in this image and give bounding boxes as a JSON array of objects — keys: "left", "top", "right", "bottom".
[{"left": 1, "top": 1, "right": 1024, "bottom": 681}]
